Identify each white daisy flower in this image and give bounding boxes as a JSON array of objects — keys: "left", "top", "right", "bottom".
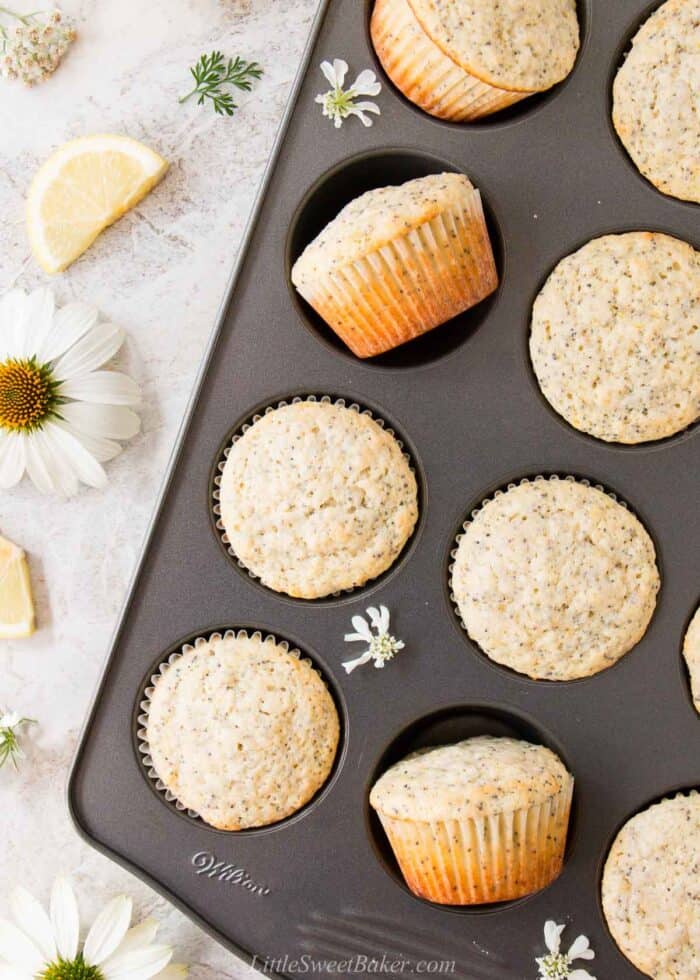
[
  {"left": 315, "top": 58, "right": 381, "bottom": 128},
  {"left": 536, "top": 920, "right": 596, "bottom": 980},
  {"left": 0, "top": 288, "right": 141, "bottom": 497},
  {"left": 342, "top": 605, "right": 405, "bottom": 674},
  {"left": 0, "top": 877, "right": 187, "bottom": 980}
]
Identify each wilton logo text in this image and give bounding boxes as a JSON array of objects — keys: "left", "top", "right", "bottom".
[{"left": 191, "top": 850, "right": 271, "bottom": 895}]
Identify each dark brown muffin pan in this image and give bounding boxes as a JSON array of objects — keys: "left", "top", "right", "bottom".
[{"left": 69, "top": 1, "right": 700, "bottom": 976}]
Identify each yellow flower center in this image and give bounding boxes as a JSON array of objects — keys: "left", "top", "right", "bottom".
[
  {"left": 0, "top": 358, "right": 54, "bottom": 431},
  {"left": 38, "top": 954, "right": 103, "bottom": 980}
]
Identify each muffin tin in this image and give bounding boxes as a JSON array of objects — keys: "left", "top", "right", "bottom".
[{"left": 69, "top": 1, "right": 700, "bottom": 977}]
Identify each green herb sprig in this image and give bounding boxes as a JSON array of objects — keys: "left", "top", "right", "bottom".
[
  {"left": 179, "top": 51, "right": 263, "bottom": 116},
  {"left": 0, "top": 711, "right": 35, "bottom": 771}
]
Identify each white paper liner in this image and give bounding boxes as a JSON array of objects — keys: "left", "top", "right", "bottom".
[
  {"left": 371, "top": 0, "right": 530, "bottom": 122},
  {"left": 376, "top": 777, "right": 573, "bottom": 904},
  {"left": 137, "top": 628, "right": 318, "bottom": 822},
  {"left": 448, "top": 474, "right": 631, "bottom": 636},
  {"left": 211, "top": 394, "right": 417, "bottom": 597}
]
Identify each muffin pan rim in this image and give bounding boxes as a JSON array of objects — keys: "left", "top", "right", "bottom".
[{"left": 68, "top": 1, "right": 700, "bottom": 976}]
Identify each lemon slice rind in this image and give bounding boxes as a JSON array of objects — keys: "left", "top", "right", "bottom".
[{"left": 27, "top": 134, "right": 168, "bottom": 275}]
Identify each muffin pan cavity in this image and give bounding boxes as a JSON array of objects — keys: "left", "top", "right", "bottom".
[
  {"left": 447, "top": 474, "right": 661, "bottom": 684},
  {"left": 210, "top": 393, "right": 426, "bottom": 604},
  {"left": 365, "top": 0, "right": 592, "bottom": 131},
  {"left": 134, "top": 628, "right": 348, "bottom": 836},
  {"left": 524, "top": 227, "right": 700, "bottom": 452},
  {"left": 608, "top": 0, "right": 700, "bottom": 206},
  {"left": 366, "top": 704, "right": 578, "bottom": 914},
  {"left": 286, "top": 149, "right": 504, "bottom": 369}
]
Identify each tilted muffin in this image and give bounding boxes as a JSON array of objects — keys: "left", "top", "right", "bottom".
[
  {"left": 218, "top": 401, "right": 418, "bottom": 598},
  {"left": 371, "top": 0, "right": 580, "bottom": 122},
  {"left": 291, "top": 173, "right": 498, "bottom": 358},
  {"left": 602, "top": 793, "right": 700, "bottom": 979},
  {"left": 451, "top": 478, "right": 660, "bottom": 680},
  {"left": 613, "top": 0, "right": 699, "bottom": 203},
  {"left": 531, "top": 232, "right": 700, "bottom": 444},
  {"left": 146, "top": 633, "right": 340, "bottom": 830},
  {"left": 683, "top": 606, "right": 700, "bottom": 714},
  {"left": 370, "top": 736, "right": 573, "bottom": 904}
]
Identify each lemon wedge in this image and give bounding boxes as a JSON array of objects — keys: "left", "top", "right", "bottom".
[
  {"left": 0, "top": 535, "right": 35, "bottom": 639},
  {"left": 27, "top": 134, "right": 168, "bottom": 274}
]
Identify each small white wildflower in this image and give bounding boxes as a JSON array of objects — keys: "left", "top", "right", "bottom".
[
  {"left": 536, "top": 921, "right": 596, "bottom": 980},
  {"left": 0, "top": 708, "right": 35, "bottom": 770},
  {"left": 0, "top": 7, "right": 76, "bottom": 86},
  {"left": 315, "top": 58, "right": 381, "bottom": 128},
  {"left": 342, "top": 605, "right": 404, "bottom": 674}
]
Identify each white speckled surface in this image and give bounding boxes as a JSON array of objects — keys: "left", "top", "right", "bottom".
[{"left": 0, "top": 0, "right": 316, "bottom": 974}]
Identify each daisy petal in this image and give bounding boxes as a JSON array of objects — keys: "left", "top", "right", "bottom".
[
  {"left": 56, "top": 423, "right": 123, "bottom": 463},
  {"left": 17, "top": 288, "right": 54, "bottom": 359},
  {"left": 38, "top": 428, "right": 83, "bottom": 497},
  {"left": 83, "top": 896, "right": 132, "bottom": 966},
  {"left": 53, "top": 322, "right": 125, "bottom": 381},
  {"left": 101, "top": 943, "right": 172, "bottom": 980},
  {"left": 10, "top": 887, "right": 56, "bottom": 962},
  {"left": 331, "top": 58, "right": 348, "bottom": 87},
  {"left": 544, "top": 921, "right": 565, "bottom": 955},
  {"left": 0, "top": 433, "right": 27, "bottom": 489},
  {"left": 0, "top": 919, "right": 44, "bottom": 974},
  {"left": 50, "top": 878, "right": 80, "bottom": 961},
  {"left": 59, "top": 371, "right": 141, "bottom": 406},
  {"left": 43, "top": 423, "right": 107, "bottom": 491},
  {"left": 102, "top": 919, "right": 158, "bottom": 959},
  {"left": 40, "top": 302, "right": 99, "bottom": 363},
  {"left": 0, "top": 290, "right": 27, "bottom": 360},
  {"left": 0, "top": 964, "right": 25, "bottom": 980},
  {"left": 154, "top": 964, "right": 188, "bottom": 979},
  {"left": 568, "top": 936, "right": 594, "bottom": 960},
  {"left": 24, "top": 434, "right": 62, "bottom": 495},
  {"left": 58, "top": 402, "right": 140, "bottom": 441}
]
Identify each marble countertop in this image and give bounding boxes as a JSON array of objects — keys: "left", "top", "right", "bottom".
[{"left": 0, "top": 0, "right": 317, "bottom": 975}]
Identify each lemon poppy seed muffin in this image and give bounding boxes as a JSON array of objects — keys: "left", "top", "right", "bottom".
[
  {"left": 531, "top": 232, "right": 700, "bottom": 444},
  {"left": 683, "top": 607, "right": 700, "bottom": 714},
  {"left": 146, "top": 633, "right": 340, "bottom": 830},
  {"left": 613, "top": 0, "right": 700, "bottom": 203},
  {"left": 219, "top": 401, "right": 419, "bottom": 598},
  {"left": 602, "top": 793, "right": 700, "bottom": 979},
  {"left": 291, "top": 173, "right": 498, "bottom": 358},
  {"left": 371, "top": 0, "right": 580, "bottom": 122},
  {"left": 452, "top": 479, "right": 660, "bottom": 680},
  {"left": 370, "top": 736, "right": 573, "bottom": 904}
]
